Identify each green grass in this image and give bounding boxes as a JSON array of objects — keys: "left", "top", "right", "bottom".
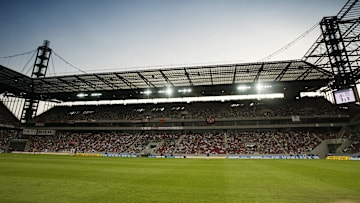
[{"left": 0, "top": 154, "right": 359, "bottom": 203}]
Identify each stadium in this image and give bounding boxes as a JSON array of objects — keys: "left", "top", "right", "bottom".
[{"left": 0, "top": 0, "right": 360, "bottom": 202}]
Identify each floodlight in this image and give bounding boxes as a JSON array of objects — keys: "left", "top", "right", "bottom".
[
  {"left": 238, "top": 85, "right": 251, "bottom": 91},
  {"left": 77, "top": 93, "right": 88, "bottom": 98},
  {"left": 256, "top": 83, "right": 271, "bottom": 90},
  {"left": 178, "top": 88, "right": 192, "bottom": 93},
  {"left": 143, "top": 90, "right": 152, "bottom": 95},
  {"left": 90, "top": 93, "right": 102, "bottom": 97},
  {"left": 166, "top": 88, "right": 173, "bottom": 96},
  {"left": 256, "top": 84, "right": 263, "bottom": 90},
  {"left": 158, "top": 88, "right": 173, "bottom": 96}
]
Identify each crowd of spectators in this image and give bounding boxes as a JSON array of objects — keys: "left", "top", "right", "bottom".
[
  {"left": 28, "top": 132, "right": 140, "bottom": 153},
  {"left": 0, "top": 128, "right": 358, "bottom": 155},
  {"left": 225, "top": 131, "right": 321, "bottom": 155},
  {"left": 35, "top": 97, "right": 349, "bottom": 122},
  {"left": 274, "top": 131, "right": 321, "bottom": 155},
  {"left": 225, "top": 98, "right": 346, "bottom": 118},
  {"left": 153, "top": 134, "right": 180, "bottom": 155},
  {"left": 5, "top": 130, "right": 353, "bottom": 155},
  {"left": 0, "top": 129, "right": 21, "bottom": 151},
  {"left": 227, "top": 132, "right": 280, "bottom": 154},
  {"left": 0, "top": 97, "right": 358, "bottom": 155}
]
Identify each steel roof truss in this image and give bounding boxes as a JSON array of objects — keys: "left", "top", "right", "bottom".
[
  {"left": 184, "top": 68, "right": 193, "bottom": 86},
  {"left": 74, "top": 76, "right": 98, "bottom": 91},
  {"left": 57, "top": 77, "right": 91, "bottom": 92},
  {"left": 159, "top": 70, "right": 174, "bottom": 87},
  {"left": 296, "top": 68, "right": 313, "bottom": 80},
  {"left": 93, "top": 74, "right": 120, "bottom": 90},
  {"left": 137, "top": 72, "right": 156, "bottom": 88},
  {"left": 114, "top": 73, "right": 137, "bottom": 89},
  {"left": 34, "top": 78, "right": 64, "bottom": 93},
  {"left": 253, "top": 63, "right": 264, "bottom": 82},
  {"left": 232, "top": 65, "right": 237, "bottom": 84},
  {"left": 275, "top": 62, "right": 292, "bottom": 81}
]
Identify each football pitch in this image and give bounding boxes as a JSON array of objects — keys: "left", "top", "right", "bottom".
[{"left": 0, "top": 154, "right": 359, "bottom": 203}]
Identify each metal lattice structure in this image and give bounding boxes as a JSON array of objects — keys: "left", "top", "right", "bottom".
[
  {"left": 303, "top": 0, "right": 360, "bottom": 88},
  {"left": 0, "top": 0, "right": 358, "bottom": 105},
  {"left": 0, "top": 59, "right": 333, "bottom": 102},
  {"left": 20, "top": 40, "right": 52, "bottom": 123},
  {"left": 33, "top": 60, "right": 332, "bottom": 93}
]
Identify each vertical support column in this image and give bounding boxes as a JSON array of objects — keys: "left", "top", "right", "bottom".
[
  {"left": 20, "top": 40, "right": 52, "bottom": 124},
  {"left": 320, "top": 16, "right": 354, "bottom": 88},
  {"left": 31, "top": 40, "right": 52, "bottom": 78}
]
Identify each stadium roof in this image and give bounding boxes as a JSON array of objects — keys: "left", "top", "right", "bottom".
[
  {"left": 1, "top": 1, "right": 358, "bottom": 102},
  {"left": 0, "top": 64, "right": 33, "bottom": 95},
  {"left": 1, "top": 60, "right": 334, "bottom": 101}
]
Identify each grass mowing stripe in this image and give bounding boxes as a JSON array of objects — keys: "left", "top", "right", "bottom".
[
  {"left": 223, "top": 160, "right": 312, "bottom": 203},
  {"left": 0, "top": 154, "right": 359, "bottom": 203},
  {"left": 261, "top": 160, "right": 360, "bottom": 202}
]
